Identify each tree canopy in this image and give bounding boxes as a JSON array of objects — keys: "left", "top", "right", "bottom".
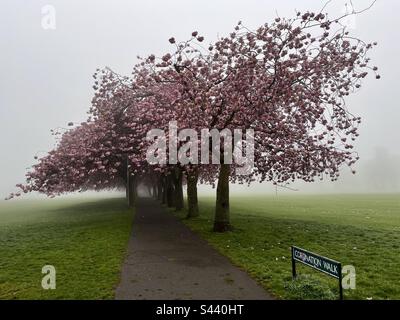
[{"left": 8, "top": 9, "right": 379, "bottom": 231}]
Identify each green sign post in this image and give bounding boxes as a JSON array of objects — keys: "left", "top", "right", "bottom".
[{"left": 291, "top": 246, "right": 343, "bottom": 300}]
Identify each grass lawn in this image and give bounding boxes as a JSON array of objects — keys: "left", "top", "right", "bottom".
[
  {"left": 0, "top": 197, "right": 133, "bottom": 299},
  {"left": 175, "top": 194, "right": 400, "bottom": 300}
]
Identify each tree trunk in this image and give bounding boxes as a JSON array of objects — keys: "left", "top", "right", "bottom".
[
  {"left": 214, "top": 164, "right": 231, "bottom": 232},
  {"left": 157, "top": 179, "right": 163, "bottom": 201},
  {"left": 174, "top": 167, "right": 184, "bottom": 211},
  {"left": 166, "top": 174, "right": 175, "bottom": 207},
  {"left": 128, "top": 174, "right": 136, "bottom": 208},
  {"left": 133, "top": 178, "right": 137, "bottom": 202},
  {"left": 186, "top": 169, "right": 199, "bottom": 218},
  {"left": 162, "top": 176, "right": 167, "bottom": 205}
]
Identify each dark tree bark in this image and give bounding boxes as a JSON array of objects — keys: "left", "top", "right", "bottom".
[
  {"left": 128, "top": 174, "right": 136, "bottom": 208},
  {"left": 173, "top": 167, "right": 184, "bottom": 211},
  {"left": 166, "top": 174, "right": 175, "bottom": 207},
  {"left": 157, "top": 178, "right": 163, "bottom": 201},
  {"left": 162, "top": 176, "right": 167, "bottom": 205},
  {"left": 186, "top": 169, "right": 199, "bottom": 218},
  {"left": 214, "top": 164, "right": 231, "bottom": 232},
  {"left": 124, "top": 160, "right": 129, "bottom": 205}
]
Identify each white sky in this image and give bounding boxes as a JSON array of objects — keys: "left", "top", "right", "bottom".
[{"left": 0, "top": 0, "right": 399, "bottom": 198}]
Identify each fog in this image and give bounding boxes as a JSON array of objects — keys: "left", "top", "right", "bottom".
[{"left": 1, "top": 0, "right": 399, "bottom": 199}]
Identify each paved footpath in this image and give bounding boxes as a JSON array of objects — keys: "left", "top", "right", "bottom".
[{"left": 115, "top": 198, "right": 273, "bottom": 300}]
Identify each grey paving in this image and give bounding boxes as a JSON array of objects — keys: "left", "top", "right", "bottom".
[{"left": 115, "top": 198, "right": 274, "bottom": 300}]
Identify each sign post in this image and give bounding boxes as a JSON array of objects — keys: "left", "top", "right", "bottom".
[{"left": 291, "top": 246, "right": 343, "bottom": 300}]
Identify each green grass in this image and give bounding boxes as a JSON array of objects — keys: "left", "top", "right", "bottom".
[
  {"left": 0, "top": 197, "right": 133, "bottom": 299},
  {"left": 175, "top": 194, "right": 400, "bottom": 300}
]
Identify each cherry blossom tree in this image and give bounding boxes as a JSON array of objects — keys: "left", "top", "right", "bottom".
[
  {"left": 8, "top": 121, "right": 126, "bottom": 199},
  {"left": 149, "top": 9, "right": 380, "bottom": 231},
  {"left": 9, "top": 6, "right": 379, "bottom": 234}
]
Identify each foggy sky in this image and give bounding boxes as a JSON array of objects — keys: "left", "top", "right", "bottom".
[{"left": 1, "top": 0, "right": 399, "bottom": 198}]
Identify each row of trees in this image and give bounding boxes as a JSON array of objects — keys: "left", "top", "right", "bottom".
[{"left": 8, "top": 9, "right": 378, "bottom": 232}]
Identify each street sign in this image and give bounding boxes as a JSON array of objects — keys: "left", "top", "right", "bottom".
[{"left": 291, "top": 246, "right": 343, "bottom": 300}]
